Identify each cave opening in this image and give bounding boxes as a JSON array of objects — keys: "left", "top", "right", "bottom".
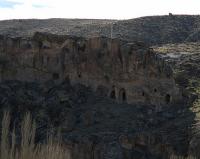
[
  {"left": 122, "top": 91, "right": 126, "bottom": 101},
  {"left": 142, "top": 91, "right": 145, "bottom": 96},
  {"left": 119, "top": 88, "right": 126, "bottom": 102},
  {"left": 110, "top": 90, "right": 116, "bottom": 99},
  {"left": 78, "top": 73, "right": 82, "bottom": 78},
  {"left": 52, "top": 73, "right": 59, "bottom": 80},
  {"left": 165, "top": 94, "right": 171, "bottom": 104}
]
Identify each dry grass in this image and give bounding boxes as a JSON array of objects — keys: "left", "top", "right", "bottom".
[
  {"left": 153, "top": 42, "right": 200, "bottom": 54},
  {"left": 170, "top": 155, "right": 196, "bottom": 159},
  {"left": 0, "top": 111, "right": 70, "bottom": 159},
  {"left": 1, "top": 110, "right": 200, "bottom": 159}
]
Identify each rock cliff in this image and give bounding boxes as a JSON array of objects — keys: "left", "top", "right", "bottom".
[
  {"left": 0, "top": 15, "right": 199, "bottom": 159},
  {"left": 0, "top": 32, "right": 183, "bottom": 106}
]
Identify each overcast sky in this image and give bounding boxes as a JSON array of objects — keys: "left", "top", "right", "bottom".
[{"left": 0, "top": 0, "right": 199, "bottom": 20}]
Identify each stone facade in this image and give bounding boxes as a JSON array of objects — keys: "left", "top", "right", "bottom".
[{"left": 0, "top": 33, "right": 183, "bottom": 106}]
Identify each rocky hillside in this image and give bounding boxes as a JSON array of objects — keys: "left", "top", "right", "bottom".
[
  {"left": 1, "top": 15, "right": 200, "bottom": 45},
  {"left": 0, "top": 79, "right": 194, "bottom": 159},
  {"left": 0, "top": 19, "right": 116, "bottom": 38},
  {"left": 0, "top": 15, "right": 200, "bottom": 159},
  {"left": 153, "top": 42, "right": 200, "bottom": 157}
]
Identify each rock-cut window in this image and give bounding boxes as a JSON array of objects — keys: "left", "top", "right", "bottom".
[
  {"left": 52, "top": 73, "right": 59, "bottom": 80},
  {"left": 110, "top": 90, "right": 116, "bottom": 99},
  {"left": 119, "top": 88, "right": 127, "bottom": 102},
  {"left": 165, "top": 94, "right": 171, "bottom": 104}
]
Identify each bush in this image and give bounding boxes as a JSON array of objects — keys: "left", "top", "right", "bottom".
[{"left": 0, "top": 111, "right": 70, "bottom": 159}]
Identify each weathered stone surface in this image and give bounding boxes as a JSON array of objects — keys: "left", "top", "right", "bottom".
[
  {"left": 0, "top": 78, "right": 194, "bottom": 159},
  {"left": 0, "top": 16, "right": 199, "bottom": 159},
  {"left": 154, "top": 42, "right": 200, "bottom": 157},
  {"left": 0, "top": 33, "right": 183, "bottom": 107}
]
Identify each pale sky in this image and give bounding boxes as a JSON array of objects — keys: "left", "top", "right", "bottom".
[{"left": 0, "top": 0, "right": 200, "bottom": 20}]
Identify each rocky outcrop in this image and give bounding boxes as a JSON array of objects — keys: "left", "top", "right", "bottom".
[
  {"left": 0, "top": 32, "right": 183, "bottom": 107},
  {"left": 0, "top": 24, "right": 199, "bottom": 158},
  {"left": 0, "top": 79, "right": 194, "bottom": 159},
  {"left": 154, "top": 42, "right": 200, "bottom": 157}
]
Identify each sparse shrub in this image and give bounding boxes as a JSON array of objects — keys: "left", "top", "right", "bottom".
[
  {"left": 170, "top": 155, "right": 196, "bottom": 159},
  {"left": 0, "top": 111, "right": 70, "bottom": 159}
]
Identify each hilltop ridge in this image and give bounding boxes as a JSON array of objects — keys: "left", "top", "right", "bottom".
[{"left": 1, "top": 15, "right": 200, "bottom": 45}]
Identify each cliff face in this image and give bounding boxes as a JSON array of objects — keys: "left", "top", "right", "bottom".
[
  {"left": 0, "top": 32, "right": 182, "bottom": 106},
  {"left": 0, "top": 16, "right": 199, "bottom": 159},
  {"left": 154, "top": 43, "right": 200, "bottom": 156}
]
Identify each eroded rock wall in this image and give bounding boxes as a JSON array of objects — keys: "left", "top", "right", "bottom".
[{"left": 0, "top": 33, "right": 183, "bottom": 106}]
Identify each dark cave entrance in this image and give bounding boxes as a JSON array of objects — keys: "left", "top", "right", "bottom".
[
  {"left": 165, "top": 94, "right": 171, "bottom": 104},
  {"left": 78, "top": 73, "right": 82, "bottom": 78},
  {"left": 52, "top": 73, "right": 59, "bottom": 80},
  {"left": 142, "top": 91, "right": 145, "bottom": 96},
  {"left": 119, "top": 88, "right": 126, "bottom": 102},
  {"left": 110, "top": 90, "right": 116, "bottom": 99}
]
